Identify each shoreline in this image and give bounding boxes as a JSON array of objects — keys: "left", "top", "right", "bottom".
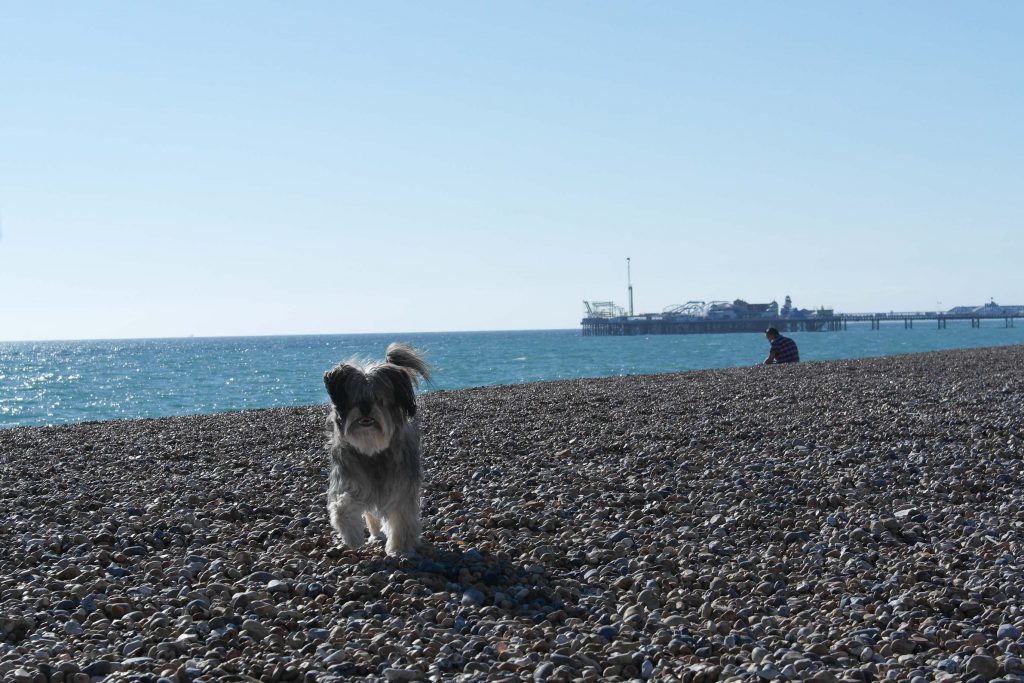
[{"left": 2, "top": 345, "right": 1023, "bottom": 682}]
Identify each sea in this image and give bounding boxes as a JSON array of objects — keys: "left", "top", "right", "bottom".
[{"left": 2, "top": 323, "right": 1023, "bottom": 429}]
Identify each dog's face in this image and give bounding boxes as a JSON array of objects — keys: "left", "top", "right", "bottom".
[{"left": 324, "top": 361, "right": 417, "bottom": 455}]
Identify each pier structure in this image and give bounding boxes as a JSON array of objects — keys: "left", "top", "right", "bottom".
[
  {"left": 581, "top": 314, "right": 837, "bottom": 336},
  {"left": 848, "top": 311, "right": 1019, "bottom": 330},
  {"left": 583, "top": 263, "right": 1020, "bottom": 336},
  {"left": 582, "top": 303, "right": 1022, "bottom": 337}
]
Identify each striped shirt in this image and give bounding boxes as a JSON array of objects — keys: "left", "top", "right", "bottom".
[{"left": 770, "top": 335, "right": 800, "bottom": 363}]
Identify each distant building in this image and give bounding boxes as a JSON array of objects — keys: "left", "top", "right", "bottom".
[
  {"left": 947, "top": 300, "right": 1024, "bottom": 316},
  {"left": 706, "top": 299, "right": 779, "bottom": 320}
]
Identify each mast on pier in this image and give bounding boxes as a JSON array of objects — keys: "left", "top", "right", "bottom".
[{"left": 627, "top": 257, "right": 634, "bottom": 317}]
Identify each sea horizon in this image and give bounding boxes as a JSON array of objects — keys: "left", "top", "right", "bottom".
[{"left": 0, "top": 327, "right": 580, "bottom": 345}]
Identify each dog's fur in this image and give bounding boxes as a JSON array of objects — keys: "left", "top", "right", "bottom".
[{"left": 323, "top": 343, "right": 429, "bottom": 556}]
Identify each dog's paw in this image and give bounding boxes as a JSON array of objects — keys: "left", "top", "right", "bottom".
[
  {"left": 340, "top": 535, "right": 366, "bottom": 550},
  {"left": 385, "top": 544, "right": 418, "bottom": 558},
  {"left": 330, "top": 501, "right": 369, "bottom": 549},
  {"left": 338, "top": 525, "right": 367, "bottom": 550},
  {"left": 385, "top": 532, "right": 419, "bottom": 557},
  {"left": 364, "top": 513, "right": 386, "bottom": 543}
]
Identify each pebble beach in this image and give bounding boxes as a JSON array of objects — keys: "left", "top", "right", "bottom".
[{"left": 2, "top": 345, "right": 1024, "bottom": 683}]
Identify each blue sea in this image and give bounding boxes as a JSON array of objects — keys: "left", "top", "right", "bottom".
[{"left": 2, "top": 323, "right": 1023, "bottom": 429}]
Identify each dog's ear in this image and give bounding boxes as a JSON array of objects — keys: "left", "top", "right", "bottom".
[
  {"left": 323, "top": 364, "right": 358, "bottom": 410},
  {"left": 379, "top": 365, "right": 418, "bottom": 417},
  {"left": 385, "top": 343, "right": 430, "bottom": 385}
]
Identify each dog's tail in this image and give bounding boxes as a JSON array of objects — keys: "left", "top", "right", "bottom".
[{"left": 385, "top": 343, "right": 430, "bottom": 385}]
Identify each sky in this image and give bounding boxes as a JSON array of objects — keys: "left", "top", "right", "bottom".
[{"left": 1, "top": 2, "right": 1022, "bottom": 341}]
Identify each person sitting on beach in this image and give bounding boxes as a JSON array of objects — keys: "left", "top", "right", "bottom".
[{"left": 763, "top": 327, "right": 800, "bottom": 364}]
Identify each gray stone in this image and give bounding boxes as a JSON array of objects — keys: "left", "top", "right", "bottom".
[
  {"left": 241, "top": 619, "right": 269, "bottom": 640},
  {"left": 534, "top": 662, "right": 555, "bottom": 681},
  {"left": 965, "top": 654, "right": 999, "bottom": 680}
]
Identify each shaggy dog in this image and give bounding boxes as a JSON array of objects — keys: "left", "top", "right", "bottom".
[{"left": 323, "top": 343, "right": 429, "bottom": 556}]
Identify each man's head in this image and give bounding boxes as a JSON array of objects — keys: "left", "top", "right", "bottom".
[{"left": 765, "top": 327, "right": 780, "bottom": 341}]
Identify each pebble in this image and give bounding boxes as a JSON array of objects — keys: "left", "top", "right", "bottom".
[
  {"left": 241, "top": 619, "right": 269, "bottom": 640},
  {"left": 1000, "top": 624, "right": 1022, "bottom": 640},
  {"left": 82, "top": 661, "right": 115, "bottom": 677},
  {"left": 1, "top": 346, "right": 1023, "bottom": 682},
  {"left": 965, "top": 654, "right": 999, "bottom": 679}
]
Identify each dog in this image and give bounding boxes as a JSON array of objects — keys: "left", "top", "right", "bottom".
[{"left": 323, "top": 343, "right": 430, "bottom": 556}]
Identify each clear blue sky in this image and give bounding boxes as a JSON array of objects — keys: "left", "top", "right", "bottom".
[{"left": 2, "top": 2, "right": 1021, "bottom": 341}]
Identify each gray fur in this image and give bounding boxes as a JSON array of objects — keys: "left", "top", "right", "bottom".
[
  {"left": 385, "top": 342, "right": 431, "bottom": 384},
  {"left": 323, "top": 344, "right": 429, "bottom": 556}
]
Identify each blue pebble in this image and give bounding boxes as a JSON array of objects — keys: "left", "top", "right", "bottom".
[
  {"left": 607, "top": 529, "right": 630, "bottom": 544},
  {"left": 418, "top": 560, "right": 445, "bottom": 574},
  {"left": 328, "top": 663, "right": 355, "bottom": 676},
  {"left": 999, "top": 624, "right": 1021, "bottom": 639}
]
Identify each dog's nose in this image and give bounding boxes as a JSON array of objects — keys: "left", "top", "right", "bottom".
[{"left": 357, "top": 402, "right": 373, "bottom": 416}]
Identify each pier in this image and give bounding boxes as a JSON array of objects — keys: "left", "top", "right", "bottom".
[
  {"left": 845, "top": 311, "right": 1019, "bottom": 330},
  {"left": 582, "top": 272, "right": 1022, "bottom": 336},
  {"left": 582, "top": 308, "right": 1021, "bottom": 337}
]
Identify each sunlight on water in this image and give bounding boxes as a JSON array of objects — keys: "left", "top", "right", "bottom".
[{"left": 1, "top": 323, "right": 1022, "bottom": 428}]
